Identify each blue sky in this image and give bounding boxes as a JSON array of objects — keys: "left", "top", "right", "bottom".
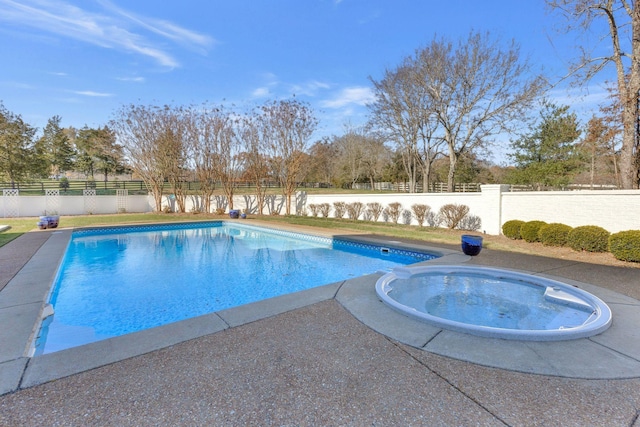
[{"left": 0, "top": 0, "right": 617, "bottom": 162}]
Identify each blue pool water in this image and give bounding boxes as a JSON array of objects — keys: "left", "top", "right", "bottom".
[{"left": 36, "top": 222, "right": 436, "bottom": 354}]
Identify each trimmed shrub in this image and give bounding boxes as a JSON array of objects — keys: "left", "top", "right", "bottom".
[
  {"left": 438, "top": 204, "right": 470, "bottom": 229},
  {"left": 308, "top": 204, "right": 319, "bottom": 217},
  {"left": 539, "top": 223, "right": 573, "bottom": 247},
  {"left": 609, "top": 230, "right": 640, "bottom": 262},
  {"left": 333, "top": 201, "right": 346, "bottom": 219},
  {"left": 567, "top": 225, "right": 610, "bottom": 253},
  {"left": 319, "top": 203, "right": 331, "bottom": 218},
  {"left": 366, "top": 202, "right": 384, "bottom": 222},
  {"left": 520, "top": 221, "right": 547, "bottom": 243},
  {"left": 411, "top": 204, "right": 431, "bottom": 227},
  {"left": 458, "top": 215, "right": 482, "bottom": 231},
  {"left": 385, "top": 202, "right": 402, "bottom": 224},
  {"left": 346, "top": 202, "right": 365, "bottom": 220},
  {"left": 502, "top": 220, "right": 525, "bottom": 240}
]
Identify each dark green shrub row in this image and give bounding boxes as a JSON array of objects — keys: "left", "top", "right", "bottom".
[
  {"left": 502, "top": 220, "right": 524, "bottom": 239},
  {"left": 520, "top": 221, "right": 547, "bottom": 243},
  {"left": 539, "top": 223, "right": 573, "bottom": 247},
  {"left": 503, "top": 219, "right": 640, "bottom": 263},
  {"left": 567, "top": 226, "right": 610, "bottom": 253},
  {"left": 609, "top": 230, "right": 640, "bottom": 262}
]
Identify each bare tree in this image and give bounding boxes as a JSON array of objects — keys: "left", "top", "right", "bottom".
[
  {"left": 333, "top": 125, "right": 366, "bottom": 188},
  {"left": 359, "top": 132, "right": 392, "bottom": 189},
  {"left": 369, "top": 61, "right": 443, "bottom": 192},
  {"left": 161, "top": 108, "right": 189, "bottom": 213},
  {"left": 256, "top": 99, "right": 317, "bottom": 215},
  {"left": 580, "top": 115, "right": 619, "bottom": 187},
  {"left": 419, "top": 32, "right": 545, "bottom": 191},
  {"left": 548, "top": 0, "right": 640, "bottom": 188},
  {"left": 599, "top": 85, "right": 625, "bottom": 186},
  {"left": 111, "top": 104, "right": 179, "bottom": 212},
  {"left": 332, "top": 125, "right": 391, "bottom": 189},
  {"left": 208, "top": 107, "right": 239, "bottom": 210},
  {"left": 182, "top": 105, "right": 215, "bottom": 213},
  {"left": 306, "top": 137, "right": 338, "bottom": 186},
  {"left": 238, "top": 112, "right": 270, "bottom": 214}
]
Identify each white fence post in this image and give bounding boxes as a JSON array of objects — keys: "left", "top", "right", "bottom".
[
  {"left": 83, "top": 189, "right": 97, "bottom": 214},
  {"left": 479, "top": 184, "right": 510, "bottom": 235},
  {"left": 45, "top": 189, "right": 60, "bottom": 215},
  {"left": 2, "top": 189, "right": 20, "bottom": 218},
  {"left": 116, "top": 189, "right": 128, "bottom": 213}
]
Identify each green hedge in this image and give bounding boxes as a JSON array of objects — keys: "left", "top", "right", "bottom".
[
  {"left": 520, "top": 221, "right": 547, "bottom": 243},
  {"left": 502, "top": 220, "right": 525, "bottom": 240},
  {"left": 539, "top": 223, "right": 572, "bottom": 247},
  {"left": 567, "top": 226, "right": 610, "bottom": 253},
  {"left": 609, "top": 230, "right": 640, "bottom": 262}
]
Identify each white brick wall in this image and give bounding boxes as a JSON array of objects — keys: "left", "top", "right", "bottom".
[{"left": 3, "top": 186, "right": 640, "bottom": 235}]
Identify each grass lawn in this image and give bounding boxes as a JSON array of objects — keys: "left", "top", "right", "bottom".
[
  {"left": 1, "top": 213, "right": 634, "bottom": 268},
  {"left": 0, "top": 212, "right": 472, "bottom": 247},
  {"left": 0, "top": 214, "right": 199, "bottom": 247},
  {"left": 0, "top": 212, "right": 510, "bottom": 252}
]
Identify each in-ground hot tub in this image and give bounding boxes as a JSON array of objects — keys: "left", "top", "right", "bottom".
[{"left": 376, "top": 265, "right": 612, "bottom": 341}]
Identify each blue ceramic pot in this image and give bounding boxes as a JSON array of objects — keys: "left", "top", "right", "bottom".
[
  {"left": 461, "top": 234, "right": 483, "bottom": 256},
  {"left": 47, "top": 215, "right": 59, "bottom": 228},
  {"left": 229, "top": 210, "right": 240, "bottom": 219}
]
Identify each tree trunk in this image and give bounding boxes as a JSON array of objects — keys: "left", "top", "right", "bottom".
[
  {"left": 613, "top": 2, "right": 640, "bottom": 188},
  {"left": 422, "top": 162, "right": 432, "bottom": 193},
  {"left": 619, "top": 96, "right": 639, "bottom": 188},
  {"left": 447, "top": 153, "right": 457, "bottom": 192},
  {"left": 590, "top": 149, "right": 595, "bottom": 190}
]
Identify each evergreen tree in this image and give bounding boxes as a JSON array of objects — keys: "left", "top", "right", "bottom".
[
  {"left": 0, "top": 103, "right": 37, "bottom": 187},
  {"left": 506, "top": 101, "right": 583, "bottom": 189},
  {"left": 40, "top": 115, "right": 76, "bottom": 177},
  {"left": 75, "top": 125, "right": 126, "bottom": 181}
]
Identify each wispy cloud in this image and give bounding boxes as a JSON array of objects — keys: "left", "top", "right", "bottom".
[
  {"left": 547, "top": 86, "right": 610, "bottom": 110},
  {"left": 0, "top": 0, "right": 214, "bottom": 67},
  {"left": 117, "top": 76, "right": 145, "bottom": 83},
  {"left": 251, "top": 75, "right": 332, "bottom": 100},
  {"left": 251, "top": 87, "right": 270, "bottom": 98},
  {"left": 97, "top": 0, "right": 213, "bottom": 54},
  {"left": 1, "top": 81, "right": 36, "bottom": 90},
  {"left": 72, "top": 90, "right": 114, "bottom": 97},
  {"left": 290, "top": 80, "right": 331, "bottom": 97},
  {"left": 321, "top": 86, "right": 374, "bottom": 108}
]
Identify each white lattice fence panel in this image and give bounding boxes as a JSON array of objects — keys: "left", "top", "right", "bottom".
[
  {"left": 45, "top": 189, "right": 60, "bottom": 214},
  {"left": 116, "top": 189, "right": 128, "bottom": 212},
  {"left": 2, "top": 189, "right": 19, "bottom": 218},
  {"left": 83, "top": 189, "right": 97, "bottom": 214}
]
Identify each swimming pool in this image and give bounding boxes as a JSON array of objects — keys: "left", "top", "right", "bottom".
[{"left": 35, "top": 222, "right": 437, "bottom": 354}]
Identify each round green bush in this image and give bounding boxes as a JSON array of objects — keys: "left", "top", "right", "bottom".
[
  {"left": 539, "top": 223, "right": 573, "bottom": 247},
  {"left": 567, "top": 225, "right": 610, "bottom": 253},
  {"left": 609, "top": 230, "right": 640, "bottom": 262},
  {"left": 520, "top": 221, "right": 547, "bottom": 243},
  {"left": 502, "top": 220, "right": 525, "bottom": 240}
]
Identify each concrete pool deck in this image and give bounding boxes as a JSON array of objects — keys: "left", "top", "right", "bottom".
[{"left": 1, "top": 223, "right": 640, "bottom": 425}]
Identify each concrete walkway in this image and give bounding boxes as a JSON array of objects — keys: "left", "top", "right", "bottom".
[{"left": 1, "top": 226, "right": 640, "bottom": 426}]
